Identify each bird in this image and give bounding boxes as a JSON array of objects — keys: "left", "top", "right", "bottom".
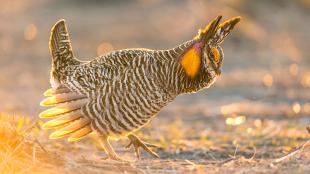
[{"left": 39, "top": 15, "right": 240, "bottom": 161}]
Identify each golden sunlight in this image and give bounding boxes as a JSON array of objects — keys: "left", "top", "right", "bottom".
[
  {"left": 225, "top": 115, "right": 246, "bottom": 126},
  {"left": 97, "top": 42, "right": 114, "bottom": 56},
  {"left": 263, "top": 73, "right": 273, "bottom": 87},
  {"left": 301, "top": 74, "right": 310, "bottom": 87},
  {"left": 24, "top": 24, "right": 38, "bottom": 41},
  {"left": 292, "top": 102, "right": 301, "bottom": 114}
]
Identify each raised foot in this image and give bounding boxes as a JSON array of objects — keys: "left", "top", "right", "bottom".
[{"left": 126, "top": 134, "right": 160, "bottom": 159}]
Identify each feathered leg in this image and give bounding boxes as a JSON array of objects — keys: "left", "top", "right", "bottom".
[{"left": 126, "top": 134, "right": 159, "bottom": 159}]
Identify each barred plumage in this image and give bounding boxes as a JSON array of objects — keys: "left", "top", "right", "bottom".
[{"left": 40, "top": 16, "right": 240, "bottom": 160}]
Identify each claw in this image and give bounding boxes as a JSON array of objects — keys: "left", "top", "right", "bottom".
[
  {"left": 127, "top": 134, "right": 160, "bottom": 159},
  {"left": 125, "top": 141, "right": 133, "bottom": 149}
]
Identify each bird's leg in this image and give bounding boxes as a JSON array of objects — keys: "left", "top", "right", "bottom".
[
  {"left": 98, "top": 134, "right": 124, "bottom": 161},
  {"left": 126, "top": 134, "right": 159, "bottom": 159}
]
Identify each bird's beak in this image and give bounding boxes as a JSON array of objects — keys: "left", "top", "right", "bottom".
[{"left": 215, "top": 69, "right": 221, "bottom": 76}]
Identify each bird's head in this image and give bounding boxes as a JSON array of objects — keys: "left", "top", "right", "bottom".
[{"left": 180, "top": 16, "right": 240, "bottom": 82}]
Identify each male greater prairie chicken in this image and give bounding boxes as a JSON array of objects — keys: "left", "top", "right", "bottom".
[{"left": 40, "top": 16, "right": 240, "bottom": 160}]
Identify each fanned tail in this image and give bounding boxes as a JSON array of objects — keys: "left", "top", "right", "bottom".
[{"left": 43, "top": 19, "right": 90, "bottom": 142}]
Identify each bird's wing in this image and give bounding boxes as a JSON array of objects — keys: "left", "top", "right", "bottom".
[
  {"left": 77, "top": 51, "right": 174, "bottom": 136},
  {"left": 61, "top": 49, "right": 154, "bottom": 93},
  {"left": 39, "top": 86, "right": 93, "bottom": 142}
]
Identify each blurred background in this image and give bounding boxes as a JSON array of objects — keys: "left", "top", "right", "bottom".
[
  {"left": 0, "top": 0, "right": 310, "bottom": 173},
  {"left": 0, "top": 0, "right": 309, "bottom": 120}
]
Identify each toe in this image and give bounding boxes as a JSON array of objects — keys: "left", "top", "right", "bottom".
[
  {"left": 145, "top": 142, "right": 161, "bottom": 148},
  {"left": 134, "top": 147, "right": 140, "bottom": 159},
  {"left": 125, "top": 141, "right": 133, "bottom": 149}
]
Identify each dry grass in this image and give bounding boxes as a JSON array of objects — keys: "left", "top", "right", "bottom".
[
  {"left": 0, "top": 113, "right": 310, "bottom": 174},
  {"left": 0, "top": 114, "right": 67, "bottom": 174}
]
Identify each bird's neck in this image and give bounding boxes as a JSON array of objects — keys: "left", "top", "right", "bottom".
[
  {"left": 166, "top": 65, "right": 213, "bottom": 95},
  {"left": 156, "top": 40, "right": 214, "bottom": 95}
]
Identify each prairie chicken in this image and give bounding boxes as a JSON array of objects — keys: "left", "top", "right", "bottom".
[{"left": 40, "top": 16, "right": 240, "bottom": 160}]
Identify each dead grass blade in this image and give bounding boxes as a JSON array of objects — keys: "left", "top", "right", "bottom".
[{"left": 274, "top": 126, "right": 310, "bottom": 163}]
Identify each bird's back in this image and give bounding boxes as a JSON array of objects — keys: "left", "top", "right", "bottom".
[{"left": 61, "top": 47, "right": 189, "bottom": 137}]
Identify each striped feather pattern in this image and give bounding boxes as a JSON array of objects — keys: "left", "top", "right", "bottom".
[{"left": 41, "top": 39, "right": 217, "bottom": 140}]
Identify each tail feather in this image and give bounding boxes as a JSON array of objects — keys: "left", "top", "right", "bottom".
[
  {"left": 43, "top": 19, "right": 91, "bottom": 142},
  {"left": 49, "top": 19, "right": 80, "bottom": 88},
  {"left": 49, "top": 19, "right": 74, "bottom": 64}
]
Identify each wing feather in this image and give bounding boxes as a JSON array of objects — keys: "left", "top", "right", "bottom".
[{"left": 49, "top": 118, "right": 91, "bottom": 139}]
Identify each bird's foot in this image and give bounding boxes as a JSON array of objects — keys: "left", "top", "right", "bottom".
[{"left": 126, "top": 134, "right": 160, "bottom": 159}]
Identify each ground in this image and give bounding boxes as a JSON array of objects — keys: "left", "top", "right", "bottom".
[{"left": 0, "top": 0, "right": 309, "bottom": 173}]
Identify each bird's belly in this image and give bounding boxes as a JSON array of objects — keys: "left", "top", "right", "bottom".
[
  {"left": 108, "top": 97, "right": 167, "bottom": 137},
  {"left": 96, "top": 87, "right": 174, "bottom": 138}
]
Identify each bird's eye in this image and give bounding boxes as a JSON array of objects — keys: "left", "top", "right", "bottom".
[
  {"left": 210, "top": 47, "right": 219, "bottom": 63},
  {"left": 209, "top": 51, "right": 214, "bottom": 59}
]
